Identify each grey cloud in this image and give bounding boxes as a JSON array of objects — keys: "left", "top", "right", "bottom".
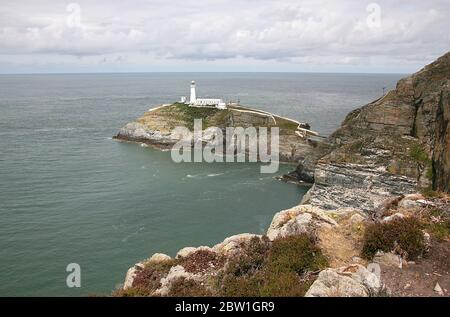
[{"left": 0, "top": 0, "right": 449, "bottom": 72}]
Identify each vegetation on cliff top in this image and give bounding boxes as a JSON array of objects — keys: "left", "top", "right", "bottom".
[
  {"left": 163, "top": 103, "right": 224, "bottom": 130},
  {"left": 217, "top": 235, "right": 327, "bottom": 297},
  {"left": 137, "top": 102, "right": 301, "bottom": 132},
  {"left": 114, "top": 234, "right": 328, "bottom": 297}
]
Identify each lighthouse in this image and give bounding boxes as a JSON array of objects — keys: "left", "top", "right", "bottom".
[
  {"left": 190, "top": 81, "right": 197, "bottom": 104},
  {"left": 183, "top": 81, "right": 227, "bottom": 109}
]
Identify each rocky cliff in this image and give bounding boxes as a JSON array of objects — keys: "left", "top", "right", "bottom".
[
  {"left": 114, "top": 103, "right": 319, "bottom": 162},
  {"left": 293, "top": 52, "right": 450, "bottom": 211}
]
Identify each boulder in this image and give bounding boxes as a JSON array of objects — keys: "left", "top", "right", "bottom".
[
  {"left": 434, "top": 282, "right": 444, "bottom": 296},
  {"left": 148, "top": 253, "right": 172, "bottom": 263},
  {"left": 305, "top": 264, "right": 384, "bottom": 297},
  {"left": 381, "top": 212, "right": 406, "bottom": 223},
  {"left": 373, "top": 251, "right": 403, "bottom": 268},
  {"left": 176, "top": 247, "right": 198, "bottom": 259},
  {"left": 213, "top": 233, "right": 261, "bottom": 254},
  {"left": 266, "top": 204, "right": 338, "bottom": 241}
]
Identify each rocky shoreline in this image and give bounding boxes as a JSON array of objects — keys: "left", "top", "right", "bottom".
[{"left": 114, "top": 52, "right": 449, "bottom": 297}]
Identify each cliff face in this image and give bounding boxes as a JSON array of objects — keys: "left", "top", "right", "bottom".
[
  {"left": 332, "top": 52, "right": 449, "bottom": 192},
  {"left": 294, "top": 52, "right": 449, "bottom": 211},
  {"left": 114, "top": 103, "right": 319, "bottom": 162}
]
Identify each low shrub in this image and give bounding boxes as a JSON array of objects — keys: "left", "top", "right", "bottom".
[
  {"left": 266, "top": 235, "right": 328, "bottom": 274},
  {"left": 220, "top": 274, "right": 262, "bottom": 297},
  {"left": 224, "top": 236, "right": 271, "bottom": 277},
  {"left": 361, "top": 217, "right": 425, "bottom": 260},
  {"left": 167, "top": 277, "right": 213, "bottom": 297},
  {"left": 180, "top": 249, "right": 225, "bottom": 274},
  {"left": 112, "top": 286, "right": 154, "bottom": 297},
  {"left": 131, "top": 260, "right": 178, "bottom": 293},
  {"left": 220, "top": 234, "right": 327, "bottom": 297}
]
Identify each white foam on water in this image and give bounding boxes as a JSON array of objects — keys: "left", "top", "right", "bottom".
[
  {"left": 207, "top": 173, "right": 224, "bottom": 177},
  {"left": 186, "top": 174, "right": 201, "bottom": 178}
]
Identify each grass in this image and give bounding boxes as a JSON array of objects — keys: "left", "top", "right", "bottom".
[
  {"left": 170, "top": 103, "right": 222, "bottom": 129},
  {"left": 161, "top": 103, "right": 300, "bottom": 132},
  {"left": 420, "top": 187, "right": 440, "bottom": 198},
  {"left": 421, "top": 208, "right": 450, "bottom": 241},
  {"left": 276, "top": 118, "right": 300, "bottom": 131},
  {"left": 409, "top": 144, "right": 429, "bottom": 163},
  {"left": 427, "top": 221, "right": 450, "bottom": 241}
]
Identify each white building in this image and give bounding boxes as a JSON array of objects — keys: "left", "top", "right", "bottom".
[{"left": 184, "top": 81, "right": 227, "bottom": 109}]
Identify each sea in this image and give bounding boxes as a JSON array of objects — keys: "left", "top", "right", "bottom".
[{"left": 0, "top": 72, "right": 404, "bottom": 296}]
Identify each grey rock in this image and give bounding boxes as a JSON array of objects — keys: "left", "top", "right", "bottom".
[
  {"left": 373, "top": 251, "right": 403, "bottom": 268},
  {"left": 305, "top": 264, "right": 384, "bottom": 297},
  {"left": 434, "top": 282, "right": 444, "bottom": 296},
  {"left": 266, "top": 204, "right": 338, "bottom": 241}
]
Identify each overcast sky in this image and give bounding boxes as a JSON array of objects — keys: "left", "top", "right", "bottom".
[{"left": 0, "top": 0, "right": 449, "bottom": 73}]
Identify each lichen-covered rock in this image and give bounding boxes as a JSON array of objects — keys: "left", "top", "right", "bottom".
[
  {"left": 148, "top": 253, "right": 172, "bottom": 263},
  {"left": 266, "top": 204, "right": 338, "bottom": 241},
  {"left": 305, "top": 264, "right": 384, "bottom": 297},
  {"left": 212, "top": 233, "right": 261, "bottom": 254},
  {"left": 176, "top": 246, "right": 213, "bottom": 259},
  {"left": 398, "top": 193, "right": 426, "bottom": 209},
  {"left": 153, "top": 265, "right": 197, "bottom": 296}
]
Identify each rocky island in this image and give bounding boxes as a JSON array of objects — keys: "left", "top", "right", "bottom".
[
  {"left": 114, "top": 52, "right": 449, "bottom": 297},
  {"left": 114, "top": 102, "right": 320, "bottom": 163}
]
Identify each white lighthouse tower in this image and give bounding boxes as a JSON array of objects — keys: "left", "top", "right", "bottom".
[{"left": 190, "top": 81, "right": 197, "bottom": 104}]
